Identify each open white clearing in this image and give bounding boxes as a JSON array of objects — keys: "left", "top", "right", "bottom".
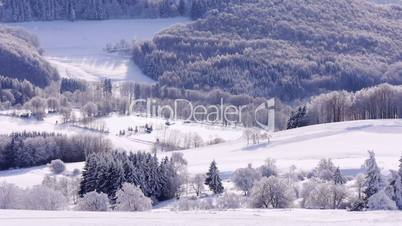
[
  {"left": 1, "top": 116, "right": 402, "bottom": 187},
  {"left": 0, "top": 209, "right": 401, "bottom": 226},
  {"left": 5, "top": 18, "right": 190, "bottom": 82}
]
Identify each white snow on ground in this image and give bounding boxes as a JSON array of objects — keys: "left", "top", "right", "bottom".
[
  {"left": 0, "top": 113, "right": 243, "bottom": 151},
  {"left": 0, "top": 209, "right": 401, "bottom": 226},
  {"left": 2, "top": 116, "right": 402, "bottom": 187},
  {"left": 4, "top": 18, "right": 190, "bottom": 82},
  {"left": 167, "top": 119, "right": 402, "bottom": 174},
  {"left": 0, "top": 162, "right": 83, "bottom": 188}
]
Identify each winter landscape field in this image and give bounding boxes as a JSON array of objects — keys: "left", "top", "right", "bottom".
[{"left": 1, "top": 0, "right": 402, "bottom": 225}]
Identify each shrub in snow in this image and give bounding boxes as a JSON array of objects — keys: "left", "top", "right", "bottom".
[
  {"left": 23, "top": 185, "right": 68, "bottom": 210},
  {"left": 367, "top": 190, "right": 397, "bottom": 210},
  {"left": 232, "top": 164, "right": 261, "bottom": 196},
  {"left": 250, "top": 176, "right": 294, "bottom": 208},
  {"left": 173, "top": 198, "right": 201, "bottom": 211},
  {"left": 115, "top": 183, "right": 152, "bottom": 211},
  {"left": 216, "top": 193, "right": 242, "bottom": 209},
  {"left": 76, "top": 191, "right": 109, "bottom": 211},
  {"left": 72, "top": 168, "right": 81, "bottom": 176},
  {"left": 0, "top": 182, "right": 23, "bottom": 209},
  {"left": 173, "top": 197, "right": 215, "bottom": 211},
  {"left": 48, "top": 159, "right": 66, "bottom": 174},
  {"left": 301, "top": 180, "right": 332, "bottom": 209}
]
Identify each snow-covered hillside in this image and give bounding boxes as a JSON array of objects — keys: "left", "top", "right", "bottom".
[
  {"left": 173, "top": 119, "right": 402, "bottom": 175},
  {"left": 4, "top": 18, "right": 190, "bottom": 82},
  {"left": 0, "top": 209, "right": 400, "bottom": 226},
  {"left": 1, "top": 116, "right": 402, "bottom": 187}
]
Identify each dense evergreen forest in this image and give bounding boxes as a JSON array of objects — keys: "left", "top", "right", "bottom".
[
  {"left": 0, "top": 0, "right": 190, "bottom": 22},
  {"left": 133, "top": 0, "right": 402, "bottom": 101}
]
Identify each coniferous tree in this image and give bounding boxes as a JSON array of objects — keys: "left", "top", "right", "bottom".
[
  {"left": 287, "top": 106, "right": 308, "bottom": 129},
  {"left": 363, "top": 151, "right": 384, "bottom": 203},
  {"left": 79, "top": 153, "right": 98, "bottom": 196},
  {"left": 332, "top": 167, "right": 347, "bottom": 209},
  {"left": 205, "top": 160, "right": 224, "bottom": 194},
  {"left": 333, "top": 167, "right": 347, "bottom": 185}
]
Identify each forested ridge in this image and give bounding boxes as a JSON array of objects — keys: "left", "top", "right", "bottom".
[
  {"left": 0, "top": 26, "right": 59, "bottom": 87},
  {"left": 133, "top": 0, "right": 402, "bottom": 101},
  {"left": 0, "top": 0, "right": 190, "bottom": 22}
]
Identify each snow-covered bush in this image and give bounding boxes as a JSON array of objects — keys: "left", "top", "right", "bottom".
[
  {"left": 173, "top": 197, "right": 215, "bottom": 211},
  {"left": 216, "top": 193, "right": 243, "bottom": 209},
  {"left": 23, "top": 185, "right": 68, "bottom": 210},
  {"left": 250, "top": 176, "right": 294, "bottom": 208},
  {"left": 367, "top": 190, "right": 398, "bottom": 210},
  {"left": 115, "top": 183, "right": 152, "bottom": 211},
  {"left": 301, "top": 179, "right": 349, "bottom": 209},
  {"left": 48, "top": 159, "right": 66, "bottom": 174},
  {"left": 76, "top": 191, "right": 109, "bottom": 211},
  {"left": 232, "top": 164, "right": 261, "bottom": 195},
  {"left": 173, "top": 198, "right": 201, "bottom": 211},
  {"left": 301, "top": 180, "right": 332, "bottom": 209},
  {"left": 0, "top": 182, "right": 23, "bottom": 209}
]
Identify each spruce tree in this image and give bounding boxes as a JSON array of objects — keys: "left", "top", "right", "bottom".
[
  {"left": 79, "top": 153, "right": 98, "bottom": 196},
  {"left": 287, "top": 106, "right": 308, "bottom": 129},
  {"left": 205, "top": 160, "right": 224, "bottom": 194},
  {"left": 333, "top": 167, "right": 346, "bottom": 185},
  {"left": 363, "top": 151, "right": 384, "bottom": 203}
]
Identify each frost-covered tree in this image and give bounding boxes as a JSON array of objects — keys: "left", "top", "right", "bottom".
[
  {"left": 115, "top": 183, "right": 152, "bottom": 211},
  {"left": 385, "top": 170, "right": 402, "bottom": 210},
  {"left": 23, "top": 185, "right": 67, "bottom": 210},
  {"left": 301, "top": 180, "right": 333, "bottom": 209},
  {"left": 250, "top": 176, "right": 294, "bottom": 208},
  {"left": 367, "top": 190, "right": 397, "bottom": 210},
  {"left": 287, "top": 106, "right": 308, "bottom": 129},
  {"left": 48, "top": 159, "right": 66, "bottom": 174},
  {"left": 364, "top": 151, "right": 384, "bottom": 202},
  {"left": 76, "top": 191, "right": 109, "bottom": 211},
  {"left": 191, "top": 173, "right": 206, "bottom": 196},
  {"left": 333, "top": 167, "right": 347, "bottom": 185},
  {"left": 216, "top": 192, "right": 242, "bottom": 209},
  {"left": 26, "top": 96, "right": 47, "bottom": 120},
  {"left": 258, "top": 158, "right": 278, "bottom": 178},
  {"left": 232, "top": 164, "right": 261, "bottom": 196},
  {"left": 311, "top": 159, "right": 336, "bottom": 181},
  {"left": 0, "top": 182, "right": 22, "bottom": 209},
  {"left": 205, "top": 160, "right": 224, "bottom": 194}
]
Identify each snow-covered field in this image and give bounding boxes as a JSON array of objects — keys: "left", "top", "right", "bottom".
[
  {"left": 173, "top": 119, "right": 402, "bottom": 174},
  {"left": 0, "top": 209, "right": 401, "bottom": 226},
  {"left": 1, "top": 116, "right": 402, "bottom": 187},
  {"left": 4, "top": 18, "right": 190, "bottom": 82}
]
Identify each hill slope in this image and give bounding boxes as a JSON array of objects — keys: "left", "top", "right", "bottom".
[
  {"left": 0, "top": 27, "right": 59, "bottom": 87},
  {"left": 133, "top": 0, "right": 402, "bottom": 101}
]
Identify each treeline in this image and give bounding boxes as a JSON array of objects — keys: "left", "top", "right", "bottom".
[
  {"left": 0, "top": 132, "right": 112, "bottom": 170},
  {"left": 79, "top": 151, "right": 182, "bottom": 203},
  {"left": 119, "top": 81, "right": 290, "bottom": 129},
  {"left": 0, "top": 76, "right": 36, "bottom": 107},
  {"left": 287, "top": 83, "right": 402, "bottom": 128},
  {"left": 133, "top": 0, "right": 402, "bottom": 101},
  {"left": 0, "top": 26, "right": 59, "bottom": 88},
  {"left": 0, "top": 0, "right": 191, "bottom": 22}
]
